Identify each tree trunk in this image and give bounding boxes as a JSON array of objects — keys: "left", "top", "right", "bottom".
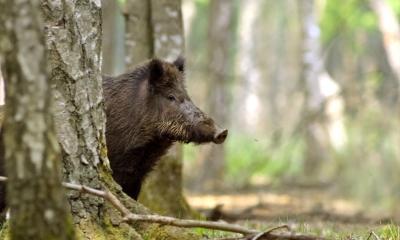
[
  {"left": 370, "top": 0, "right": 400, "bottom": 95},
  {"left": 40, "top": 0, "right": 199, "bottom": 239},
  {"left": 194, "top": 0, "right": 234, "bottom": 191},
  {"left": 41, "top": 0, "right": 199, "bottom": 239},
  {"left": 234, "top": 0, "right": 263, "bottom": 134},
  {"left": 102, "top": 0, "right": 125, "bottom": 75},
  {"left": 0, "top": 67, "right": 4, "bottom": 106},
  {"left": 299, "top": 0, "right": 346, "bottom": 180},
  {"left": 124, "top": 0, "right": 195, "bottom": 218},
  {"left": 140, "top": 0, "right": 191, "bottom": 217},
  {"left": 123, "top": 0, "right": 152, "bottom": 67},
  {"left": 0, "top": 0, "right": 75, "bottom": 239}
]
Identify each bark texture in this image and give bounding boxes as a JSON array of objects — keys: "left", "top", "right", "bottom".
[
  {"left": 40, "top": 0, "right": 198, "bottom": 239},
  {"left": 40, "top": 1, "right": 144, "bottom": 239},
  {"left": 124, "top": 0, "right": 152, "bottom": 68},
  {"left": 124, "top": 0, "right": 195, "bottom": 218},
  {"left": 43, "top": 0, "right": 109, "bottom": 222},
  {"left": 0, "top": 0, "right": 74, "bottom": 239},
  {"left": 139, "top": 0, "right": 192, "bottom": 218}
]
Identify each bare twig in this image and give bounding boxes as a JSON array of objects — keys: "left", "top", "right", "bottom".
[
  {"left": 124, "top": 213, "right": 257, "bottom": 235},
  {"left": 0, "top": 176, "right": 324, "bottom": 240},
  {"left": 251, "top": 225, "right": 291, "bottom": 240}
]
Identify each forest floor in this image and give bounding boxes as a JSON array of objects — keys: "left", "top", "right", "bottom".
[{"left": 186, "top": 184, "right": 400, "bottom": 239}]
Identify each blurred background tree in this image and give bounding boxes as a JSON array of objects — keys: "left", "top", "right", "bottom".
[
  {"left": 100, "top": 0, "right": 400, "bottom": 217},
  {"left": 190, "top": 0, "right": 235, "bottom": 192}
]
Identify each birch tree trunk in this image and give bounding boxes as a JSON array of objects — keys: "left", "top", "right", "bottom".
[
  {"left": 0, "top": 0, "right": 74, "bottom": 239},
  {"left": 299, "top": 0, "right": 346, "bottom": 179},
  {"left": 124, "top": 0, "right": 152, "bottom": 67},
  {"left": 234, "top": 0, "right": 263, "bottom": 134},
  {"left": 370, "top": 0, "right": 400, "bottom": 95},
  {"left": 194, "top": 0, "right": 234, "bottom": 191},
  {"left": 124, "top": 0, "right": 195, "bottom": 218}
]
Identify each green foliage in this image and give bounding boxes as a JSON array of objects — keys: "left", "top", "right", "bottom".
[
  {"left": 321, "top": 0, "right": 377, "bottom": 43},
  {"left": 224, "top": 133, "right": 305, "bottom": 187},
  {"left": 194, "top": 0, "right": 209, "bottom": 5},
  {"left": 183, "top": 133, "right": 305, "bottom": 188},
  {"left": 388, "top": 0, "right": 400, "bottom": 18},
  {"left": 117, "top": 0, "right": 125, "bottom": 5},
  {"left": 335, "top": 107, "right": 400, "bottom": 209},
  {"left": 186, "top": 0, "right": 209, "bottom": 66},
  {"left": 321, "top": 0, "right": 400, "bottom": 44}
]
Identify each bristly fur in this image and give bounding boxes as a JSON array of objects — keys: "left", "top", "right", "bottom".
[
  {"left": 103, "top": 58, "right": 219, "bottom": 199},
  {"left": 0, "top": 57, "right": 223, "bottom": 211}
]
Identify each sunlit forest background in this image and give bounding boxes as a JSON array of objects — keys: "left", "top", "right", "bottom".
[{"left": 102, "top": 0, "right": 400, "bottom": 217}]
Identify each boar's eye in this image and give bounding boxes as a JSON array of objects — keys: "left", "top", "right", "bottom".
[{"left": 167, "top": 95, "right": 176, "bottom": 102}]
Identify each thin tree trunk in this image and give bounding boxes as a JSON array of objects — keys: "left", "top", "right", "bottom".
[
  {"left": 0, "top": 0, "right": 75, "bottom": 239},
  {"left": 124, "top": 0, "right": 153, "bottom": 67},
  {"left": 195, "top": 0, "right": 234, "bottom": 191},
  {"left": 234, "top": 0, "right": 263, "bottom": 134},
  {"left": 102, "top": 0, "right": 125, "bottom": 75},
  {"left": 123, "top": 0, "right": 195, "bottom": 218},
  {"left": 370, "top": 0, "right": 400, "bottom": 94},
  {"left": 299, "top": 0, "right": 346, "bottom": 180},
  {"left": 141, "top": 0, "right": 193, "bottom": 218}
]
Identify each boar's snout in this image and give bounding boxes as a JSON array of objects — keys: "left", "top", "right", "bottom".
[{"left": 213, "top": 127, "right": 228, "bottom": 144}]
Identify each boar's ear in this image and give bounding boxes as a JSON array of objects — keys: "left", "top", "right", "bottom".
[
  {"left": 173, "top": 56, "right": 185, "bottom": 72},
  {"left": 148, "top": 58, "right": 164, "bottom": 84}
]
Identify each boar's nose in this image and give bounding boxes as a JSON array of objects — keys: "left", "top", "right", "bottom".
[{"left": 213, "top": 128, "right": 228, "bottom": 144}]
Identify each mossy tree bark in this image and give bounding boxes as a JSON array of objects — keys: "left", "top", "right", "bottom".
[
  {"left": 0, "top": 0, "right": 75, "bottom": 239},
  {"left": 124, "top": 0, "right": 195, "bottom": 218},
  {"left": 0, "top": 0, "right": 200, "bottom": 238},
  {"left": 41, "top": 0, "right": 199, "bottom": 239}
]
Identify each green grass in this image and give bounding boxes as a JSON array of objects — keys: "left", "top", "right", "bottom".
[{"left": 194, "top": 223, "right": 400, "bottom": 240}]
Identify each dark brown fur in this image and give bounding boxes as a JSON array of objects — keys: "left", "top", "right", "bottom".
[
  {"left": 0, "top": 57, "right": 227, "bottom": 211},
  {"left": 103, "top": 57, "right": 226, "bottom": 199}
]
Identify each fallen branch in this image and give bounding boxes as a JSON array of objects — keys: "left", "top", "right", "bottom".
[{"left": 0, "top": 176, "right": 324, "bottom": 239}]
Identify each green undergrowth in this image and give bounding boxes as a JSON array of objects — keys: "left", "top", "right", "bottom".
[
  {"left": 224, "top": 133, "right": 305, "bottom": 187},
  {"left": 191, "top": 222, "right": 400, "bottom": 240},
  {"left": 335, "top": 109, "right": 400, "bottom": 211},
  {"left": 183, "top": 133, "right": 305, "bottom": 188}
]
